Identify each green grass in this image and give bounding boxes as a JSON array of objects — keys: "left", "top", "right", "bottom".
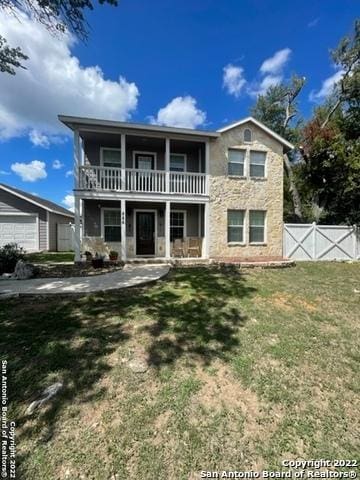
[
  {"left": 25, "top": 251, "right": 74, "bottom": 263},
  {"left": 0, "top": 263, "right": 359, "bottom": 479}
]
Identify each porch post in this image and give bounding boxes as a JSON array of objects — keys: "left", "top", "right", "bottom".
[
  {"left": 74, "top": 130, "right": 80, "bottom": 189},
  {"left": 165, "top": 201, "right": 171, "bottom": 259},
  {"left": 203, "top": 201, "right": 210, "bottom": 259},
  {"left": 121, "top": 199, "right": 127, "bottom": 261},
  {"left": 165, "top": 138, "right": 170, "bottom": 193},
  {"left": 74, "top": 195, "right": 81, "bottom": 262},
  {"left": 121, "top": 133, "right": 126, "bottom": 191},
  {"left": 205, "top": 140, "right": 210, "bottom": 195}
]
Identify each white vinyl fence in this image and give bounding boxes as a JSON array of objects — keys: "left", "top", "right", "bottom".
[
  {"left": 284, "top": 223, "right": 360, "bottom": 261},
  {"left": 57, "top": 223, "right": 76, "bottom": 251}
]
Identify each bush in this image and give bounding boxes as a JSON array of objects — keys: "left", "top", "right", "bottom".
[{"left": 0, "top": 243, "right": 26, "bottom": 274}]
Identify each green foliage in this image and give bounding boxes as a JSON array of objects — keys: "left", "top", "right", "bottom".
[
  {"left": 0, "top": 34, "right": 28, "bottom": 75},
  {"left": 0, "top": 243, "right": 26, "bottom": 274}
]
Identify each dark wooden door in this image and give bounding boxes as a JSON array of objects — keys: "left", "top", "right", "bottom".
[{"left": 136, "top": 212, "right": 155, "bottom": 255}]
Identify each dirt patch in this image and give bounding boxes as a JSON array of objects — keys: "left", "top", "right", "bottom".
[{"left": 258, "top": 292, "right": 318, "bottom": 312}]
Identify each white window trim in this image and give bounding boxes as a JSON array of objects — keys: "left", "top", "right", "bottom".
[
  {"left": 132, "top": 151, "right": 158, "bottom": 170},
  {"left": 170, "top": 153, "right": 187, "bottom": 172},
  {"left": 249, "top": 210, "right": 267, "bottom": 245},
  {"left": 170, "top": 209, "right": 187, "bottom": 240},
  {"left": 227, "top": 148, "right": 246, "bottom": 178},
  {"left": 227, "top": 209, "right": 246, "bottom": 245},
  {"left": 101, "top": 207, "right": 121, "bottom": 243},
  {"left": 100, "top": 147, "right": 122, "bottom": 167},
  {"left": 249, "top": 150, "right": 267, "bottom": 179},
  {"left": 134, "top": 209, "right": 158, "bottom": 256}
]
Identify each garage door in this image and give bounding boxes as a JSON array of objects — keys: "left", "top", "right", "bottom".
[{"left": 0, "top": 215, "right": 38, "bottom": 251}]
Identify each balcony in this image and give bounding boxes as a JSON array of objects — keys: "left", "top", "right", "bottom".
[{"left": 78, "top": 165, "right": 208, "bottom": 196}]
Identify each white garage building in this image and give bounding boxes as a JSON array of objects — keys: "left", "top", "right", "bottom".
[{"left": 0, "top": 183, "right": 74, "bottom": 252}]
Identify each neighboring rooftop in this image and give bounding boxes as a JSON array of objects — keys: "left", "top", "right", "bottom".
[{"left": 0, "top": 183, "right": 74, "bottom": 217}]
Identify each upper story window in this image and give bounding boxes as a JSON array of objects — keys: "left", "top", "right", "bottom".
[
  {"left": 249, "top": 210, "right": 266, "bottom": 243},
  {"left": 249, "top": 151, "right": 266, "bottom": 177},
  {"left": 102, "top": 148, "right": 121, "bottom": 168},
  {"left": 170, "top": 154, "right": 186, "bottom": 172},
  {"left": 228, "top": 149, "right": 245, "bottom": 176},
  {"left": 244, "top": 128, "right": 252, "bottom": 142},
  {"left": 228, "top": 210, "right": 245, "bottom": 243}
]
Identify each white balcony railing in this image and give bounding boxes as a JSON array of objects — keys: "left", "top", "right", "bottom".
[{"left": 79, "top": 165, "right": 208, "bottom": 195}]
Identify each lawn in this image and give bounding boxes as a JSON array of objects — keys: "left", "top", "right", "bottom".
[
  {"left": 25, "top": 252, "right": 75, "bottom": 263},
  {"left": 0, "top": 263, "right": 359, "bottom": 479}
]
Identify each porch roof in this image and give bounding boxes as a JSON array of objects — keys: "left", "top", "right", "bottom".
[{"left": 58, "top": 115, "right": 220, "bottom": 139}]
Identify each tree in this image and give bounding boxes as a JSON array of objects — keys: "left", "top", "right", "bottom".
[
  {"left": 251, "top": 75, "right": 306, "bottom": 221},
  {"left": 0, "top": 0, "right": 118, "bottom": 75}
]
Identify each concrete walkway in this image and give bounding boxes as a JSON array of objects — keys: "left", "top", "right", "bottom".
[{"left": 0, "top": 264, "right": 170, "bottom": 297}]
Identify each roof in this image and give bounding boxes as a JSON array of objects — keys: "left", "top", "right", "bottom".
[
  {"left": 217, "top": 116, "right": 294, "bottom": 149},
  {"left": 58, "top": 115, "right": 220, "bottom": 138},
  {"left": 0, "top": 183, "right": 74, "bottom": 218}
]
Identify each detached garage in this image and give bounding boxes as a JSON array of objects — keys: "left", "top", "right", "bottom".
[{"left": 0, "top": 183, "right": 74, "bottom": 252}]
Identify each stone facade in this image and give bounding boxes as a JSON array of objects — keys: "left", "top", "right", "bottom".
[{"left": 209, "top": 121, "right": 284, "bottom": 258}]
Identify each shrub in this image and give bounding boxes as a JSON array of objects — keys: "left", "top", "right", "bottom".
[{"left": 0, "top": 243, "right": 26, "bottom": 274}]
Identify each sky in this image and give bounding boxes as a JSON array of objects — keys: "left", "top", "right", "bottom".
[{"left": 0, "top": 0, "right": 358, "bottom": 211}]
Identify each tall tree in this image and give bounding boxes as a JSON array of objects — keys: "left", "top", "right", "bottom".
[
  {"left": 251, "top": 75, "right": 306, "bottom": 221},
  {"left": 0, "top": 0, "right": 118, "bottom": 74}
]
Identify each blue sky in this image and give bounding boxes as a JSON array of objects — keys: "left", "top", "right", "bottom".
[{"left": 0, "top": 0, "right": 358, "bottom": 210}]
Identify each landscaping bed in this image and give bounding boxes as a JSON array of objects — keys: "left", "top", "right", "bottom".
[{"left": 34, "top": 261, "right": 124, "bottom": 278}]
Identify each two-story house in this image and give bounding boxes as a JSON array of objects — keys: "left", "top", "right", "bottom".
[{"left": 59, "top": 115, "right": 293, "bottom": 262}]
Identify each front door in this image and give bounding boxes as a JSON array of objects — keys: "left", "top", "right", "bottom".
[{"left": 136, "top": 212, "right": 155, "bottom": 255}]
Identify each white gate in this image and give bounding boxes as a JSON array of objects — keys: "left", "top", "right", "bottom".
[
  {"left": 284, "top": 223, "right": 359, "bottom": 261},
  {"left": 57, "top": 223, "right": 75, "bottom": 251}
]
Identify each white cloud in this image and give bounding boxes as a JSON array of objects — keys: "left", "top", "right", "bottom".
[
  {"left": 29, "top": 129, "right": 50, "bottom": 148},
  {"left": 0, "top": 9, "right": 139, "bottom": 143},
  {"left": 52, "top": 159, "right": 64, "bottom": 169},
  {"left": 65, "top": 170, "right": 73, "bottom": 178},
  {"left": 223, "top": 64, "right": 247, "bottom": 97},
  {"left": 260, "top": 48, "right": 292, "bottom": 75},
  {"left": 248, "top": 74, "right": 283, "bottom": 97},
  {"left": 149, "top": 96, "right": 206, "bottom": 129},
  {"left": 308, "top": 18, "right": 319, "bottom": 28},
  {"left": 11, "top": 160, "right": 47, "bottom": 182},
  {"left": 309, "top": 70, "right": 344, "bottom": 101},
  {"left": 62, "top": 194, "right": 75, "bottom": 212},
  {"left": 0, "top": 170, "right": 11, "bottom": 175}
]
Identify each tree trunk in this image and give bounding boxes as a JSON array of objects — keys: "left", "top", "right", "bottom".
[{"left": 283, "top": 153, "right": 303, "bottom": 221}]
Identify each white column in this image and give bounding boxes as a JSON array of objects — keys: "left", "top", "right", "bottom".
[
  {"left": 165, "top": 138, "right": 170, "bottom": 193},
  {"left": 74, "top": 130, "right": 80, "bottom": 189},
  {"left": 205, "top": 140, "right": 210, "bottom": 195},
  {"left": 165, "top": 201, "right": 171, "bottom": 259},
  {"left": 121, "top": 133, "right": 126, "bottom": 191},
  {"left": 121, "top": 199, "right": 127, "bottom": 261},
  {"left": 203, "top": 202, "right": 210, "bottom": 258},
  {"left": 74, "top": 195, "right": 81, "bottom": 262}
]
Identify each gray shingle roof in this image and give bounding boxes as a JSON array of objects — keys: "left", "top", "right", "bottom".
[{"left": 0, "top": 183, "right": 74, "bottom": 217}]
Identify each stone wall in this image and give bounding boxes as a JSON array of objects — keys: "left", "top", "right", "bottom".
[{"left": 209, "top": 121, "right": 284, "bottom": 258}]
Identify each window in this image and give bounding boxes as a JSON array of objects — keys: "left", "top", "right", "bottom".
[
  {"left": 102, "top": 148, "right": 121, "bottom": 168},
  {"left": 244, "top": 128, "right": 252, "bottom": 142},
  {"left": 250, "top": 151, "right": 266, "bottom": 177},
  {"left": 103, "top": 209, "right": 121, "bottom": 242},
  {"left": 228, "top": 149, "right": 245, "bottom": 176},
  {"left": 249, "top": 210, "right": 266, "bottom": 243},
  {"left": 170, "top": 211, "right": 185, "bottom": 241},
  {"left": 228, "top": 210, "right": 245, "bottom": 243},
  {"left": 170, "top": 154, "right": 186, "bottom": 172}
]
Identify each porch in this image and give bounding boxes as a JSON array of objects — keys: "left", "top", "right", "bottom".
[{"left": 78, "top": 199, "right": 209, "bottom": 261}]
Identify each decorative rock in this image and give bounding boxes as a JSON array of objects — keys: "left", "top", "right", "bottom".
[
  {"left": 128, "top": 358, "right": 148, "bottom": 373},
  {"left": 25, "top": 382, "right": 63, "bottom": 415},
  {"left": 14, "top": 260, "right": 37, "bottom": 280}
]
